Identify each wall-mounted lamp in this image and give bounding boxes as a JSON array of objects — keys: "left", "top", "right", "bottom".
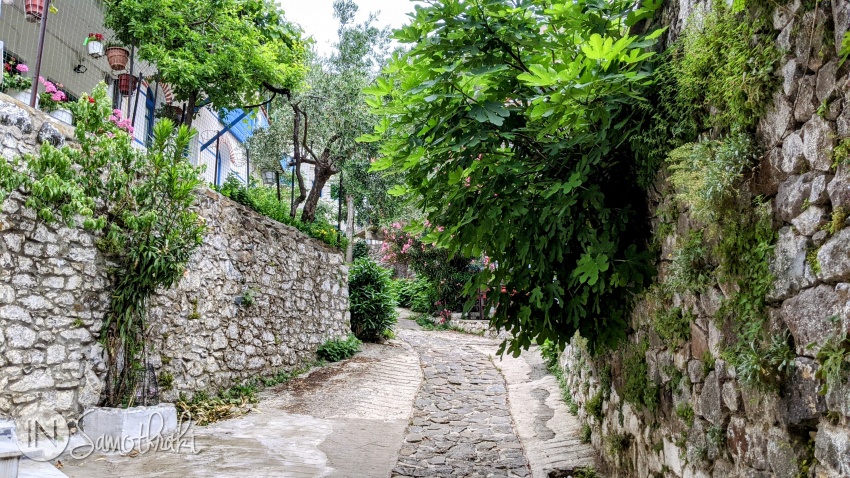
[{"left": 73, "top": 64, "right": 87, "bottom": 74}]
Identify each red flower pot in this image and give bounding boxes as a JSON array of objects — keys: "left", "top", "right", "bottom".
[
  {"left": 117, "top": 74, "right": 137, "bottom": 96},
  {"left": 25, "top": 0, "right": 45, "bottom": 22},
  {"left": 106, "top": 47, "right": 130, "bottom": 71}
]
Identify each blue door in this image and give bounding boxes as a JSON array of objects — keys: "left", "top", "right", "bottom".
[{"left": 144, "top": 87, "right": 155, "bottom": 147}]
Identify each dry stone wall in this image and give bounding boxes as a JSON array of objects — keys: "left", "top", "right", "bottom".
[
  {"left": 0, "top": 96, "right": 350, "bottom": 420},
  {"left": 558, "top": 0, "right": 850, "bottom": 477}
]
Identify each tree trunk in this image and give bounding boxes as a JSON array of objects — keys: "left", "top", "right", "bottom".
[
  {"left": 301, "top": 165, "right": 334, "bottom": 223},
  {"left": 345, "top": 194, "right": 354, "bottom": 263},
  {"left": 289, "top": 107, "right": 307, "bottom": 218},
  {"left": 183, "top": 91, "right": 197, "bottom": 129}
]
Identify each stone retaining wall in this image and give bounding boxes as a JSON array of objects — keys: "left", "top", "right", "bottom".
[
  {"left": 0, "top": 96, "right": 350, "bottom": 420},
  {"left": 557, "top": 0, "right": 850, "bottom": 477}
]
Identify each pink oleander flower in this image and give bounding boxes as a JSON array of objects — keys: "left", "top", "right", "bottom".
[
  {"left": 16, "top": 64, "right": 28, "bottom": 73},
  {"left": 464, "top": 177, "right": 471, "bottom": 187},
  {"left": 437, "top": 226, "right": 445, "bottom": 232}
]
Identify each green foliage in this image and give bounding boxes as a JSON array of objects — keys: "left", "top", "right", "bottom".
[
  {"left": 730, "top": 332, "right": 795, "bottom": 391},
  {"left": 666, "top": 134, "right": 759, "bottom": 222},
  {"left": 607, "top": 433, "right": 631, "bottom": 454},
  {"left": 825, "top": 207, "right": 848, "bottom": 236},
  {"left": 381, "top": 224, "right": 478, "bottom": 313},
  {"left": 702, "top": 352, "right": 716, "bottom": 377},
  {"left": 814, "top": 332, "right": 850, "bottom": 395},
  {"left": 580, "top": 423, "right": 593, "bottom": 444},
  {"left": 622, "top": 341, "right": 658, "bottom": 411},
  {"left": 392, "top": 278, "right": 417, "bottom": 308},
  {"left": 103, "top": 0, "right": 307, "bottom": 128},
  {"left": 807, "top": 245, "right": 822, "bottom": 275},
  {"left": 674, "top": 2, "right": 779, "bottom": 133},
  {"left": 654, "top": 307, "right": 693, "bottom": 348},
  {"left": 668, "top": 230, "right": 716, "bottom": 294},
  {"left": 676, "top": 402, "right": 695, "bottom": 427},
  {"left": 1, "top": 71, "right": 32, "bottom": 92},
  {"left": 215, "top": 175, "right": 346, "bottom": 248},
  {"left": 571, "top": 467, "right": 599, "bottom": 478},
  {"left": 249, "top": 0, "right": 393, "bottom": 223},
  {"left": 349, "top": 258, "right": 397, "bottom": 341},
  {"left": 352, "top": 240, "right": 370, "bottom": 260},
  {"left": 158, "top": 372, "right": 174, "bottom": 392},
  {"left": 715, "top": 201, "right": 783, "bottom": 390},
  {"left": 840, "top": 32, "right": 850, "bottom": 66},
  {"left": 540, "top": 339, "right": 561, "bottom": 369},
  {"left": 363, "top": 0, "right": 664, "bottom": 354},
  {"left": 241, "top": 288, "right": 257, "bottom": 307},
  {"left": 831, "top": 138, "right": 850, "bottom": 168},
  {"left": 408, "top": 277, "right": 437, "bottom": 314},
  {"left": 587, "top": 390, "right": 605, "bottom": 421},
  {"left": 317, "top": 334, "right": 362, "bottom": 362}
]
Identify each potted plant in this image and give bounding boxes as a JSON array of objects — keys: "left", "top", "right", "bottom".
[
  {"left": 25, "top": 0, "right": 46, "bottom": 22},
  {"left": 106, "top": 42, "right": 130, "bottom": 71},
  {"left": 117, "top": 73, "right": 137, "bottom": 96},
  {"left": 37, "top": 77, "right": 72, "bottom": 124},
  {"left": 85, "top": 33, "right": 105, "bottom": 58},
  {"left": 2, "top": 62, "right": 34, "bottom": 104}
]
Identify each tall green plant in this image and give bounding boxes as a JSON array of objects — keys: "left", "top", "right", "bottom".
[
  {"left": 348, "top": 258, "right": 397, "bottom": 341},
  {"left": 362, "top": 0, "right": 663, "bottom": 354}
]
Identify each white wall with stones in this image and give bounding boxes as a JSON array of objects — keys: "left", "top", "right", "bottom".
[{"left": 0, "top": 96, "right": 350, "bottom": 420}]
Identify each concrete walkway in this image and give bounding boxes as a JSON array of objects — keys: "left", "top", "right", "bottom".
[{"left": 62, "top": 311, "right": 598, "bottom": 478}]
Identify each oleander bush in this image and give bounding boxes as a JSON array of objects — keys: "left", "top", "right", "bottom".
[{"left": 349, "top": 258, "right": 398, "bottom": 341}]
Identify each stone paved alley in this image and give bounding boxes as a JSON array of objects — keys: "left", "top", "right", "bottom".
[{"left": 63, "top": 312, "right": 596, "bottom": 478}]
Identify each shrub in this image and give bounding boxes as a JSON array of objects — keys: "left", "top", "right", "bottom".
[
  {"left": 352, "top": 240, "right": 370, "bottom": 260},
  {"left": 409, "top": 277, "right": 436, "bottom": 313},
  {"left": 667, "top": 230, "right": 715, "bottom": 294},
  {"left": 666, "top": 134, "right": 758, "bottom": 222},
  {"left": 676, "top": 402, "right": 695, "bottom": 427},
  {"left": 587, "top": 390, "right": 604, "bottom": 420},
  {"left": 216, "top": 175, "right": 346, "bottom": 249},
  {"left": 393, "top": 278, "right": 416, "bottom": 308},
  {"left": 317, "top": 334, "right": 361, "bottom": 362},
  {"left": 349, "top": 258, "right": 398, "bottom": 341},
  {"left": 654, "top": 307, "right": 692, "bottom": 348},
  {"left": 540, "top": 339, "right": 561, "bottom": 369}
]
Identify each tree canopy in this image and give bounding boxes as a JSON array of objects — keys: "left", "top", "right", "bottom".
[
  {"left": 103, "top": 0, "right": 307, "bottom": 127},
  {"left": 363, "top": 0, "right": 665, "bottom": 354},
  {"left": 248, "top": 0, "right": 397, "bottom": 224}
]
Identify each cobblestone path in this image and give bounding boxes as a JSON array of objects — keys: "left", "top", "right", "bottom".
[{"left": 392, "top": 330, "right": 531, "bottom": 478}]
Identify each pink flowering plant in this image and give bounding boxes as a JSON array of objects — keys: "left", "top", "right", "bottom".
[
  {"left": 37, "top": 77, "right": 69, "bottom": 112},
  {"left": 381, "top": 222, "right": 482, "bottom": 313},
  {"left": 1, "top": 62, "right": 32, "bottom": 92}
]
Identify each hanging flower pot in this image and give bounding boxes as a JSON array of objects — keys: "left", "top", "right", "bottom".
[
  {"left": 85, "top": 33, "right": 105, "bottom": 59},
  {"left": 106, "top": 46, "right": 130, "bottom": 71},
  {"left": 117, "top": 73, "right": 137, "bottom": 96},
  {"left": 25, "top": 0, "right": 45, "bottom": 22}
]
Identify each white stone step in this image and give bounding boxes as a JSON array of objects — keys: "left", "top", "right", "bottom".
[
  {"left": 17, "top": 458, "right": 69, "bottom": 478},
  {"left": 0, "top": 435, "right": 21, "bottom": 478}
]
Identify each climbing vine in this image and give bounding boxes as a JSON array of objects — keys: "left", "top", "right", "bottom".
[{"left": 0, "top": 84, "right": 206, "bottom": 406}]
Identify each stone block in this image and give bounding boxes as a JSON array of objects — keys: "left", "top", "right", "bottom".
[
  {"left": 827, "top": 165, "right": 850, "bottom": 210},
  {"left": 816, "top": 60, "right": 839, "bottom": 104},
  {"left": 780, "top": 285, "right": 843, "bottom": 355},
  {"left": 802, "top": 115, "right": 836, "bottom": 172},
  {"left": 814, "top": 422, "right": 850, "bottom": 477},
  {"left": 766, "top": 428, "right": 798, "bottom": 478},
  {"left": 818, "top": 228, "right": 850, "bottom": 282},
  {"left": 791, "top": 205, "right": 826, "bottom": 236},
  {"left": 79, "top": 404, "right": 178, "bottom": 451},
  {"left": 808, "top": 173, "right": 832, "bottom": 206},
  {"left": 698, "top": 371, "right": 727, "bottom": 427},
  {"left": 760, "top": 91, "right": 795, "bottom": 146},
  {"left": 794, "top": 75, "right": 818, "bottom": 123},
  {"left": 779, "top": 132, "right": 805, "bottom": 174},
  {"left": 781, "top": 357, "right": 826, "bottom": 425},
  {"left": 768, "top": 227, "right": 817, "bottom": 301},
  {"left": 776, "top": 175, "right": 812, "bottom": 222}
]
